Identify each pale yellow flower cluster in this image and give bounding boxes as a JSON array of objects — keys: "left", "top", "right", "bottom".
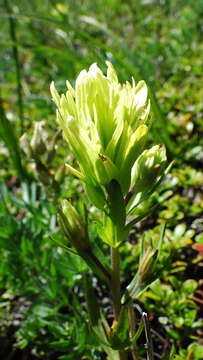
[{"left": 51, "top": 62, "right": 166, "bottom": 209}]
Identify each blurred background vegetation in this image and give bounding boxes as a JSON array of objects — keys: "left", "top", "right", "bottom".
[{"left": 0, "top": 0, "right": 203, "bottom": 359}]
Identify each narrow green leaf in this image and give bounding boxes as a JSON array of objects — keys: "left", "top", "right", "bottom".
[
  {"left": 0, "top": 99, "right": 26, "bottom": 179},
  {"left": 108, "top": 306, "right": 130, "bottom": 350},
  {"left": 106, "top": 179, "right": 126, "bottom": 228},
  {"left": 130, "top": 319, "right": 144, "bottom": 344},
  {"left": 83, "top": 273, "right": 100, "bottom": 326}
]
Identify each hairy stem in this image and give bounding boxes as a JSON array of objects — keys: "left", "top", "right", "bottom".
[
  {"left": 111, "top": 247, "right": 128, "bottom": 360},
  {"left": 111, "top": 246, "right": 121, "bottom": 320}
]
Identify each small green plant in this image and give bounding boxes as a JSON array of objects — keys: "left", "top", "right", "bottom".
[{"left": 51, "top": 62, "right": 169, "bottom": 359}]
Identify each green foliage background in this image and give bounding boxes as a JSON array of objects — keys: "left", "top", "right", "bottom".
[{"left": 0, "top": 0, "right": 203, "bottom": 359}]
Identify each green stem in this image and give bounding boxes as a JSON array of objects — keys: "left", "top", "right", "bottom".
[
  {"left": 111, "top": 247, "right": 128, "bottom": 360},
  {"left": 111, "top": 246, "right": 121, "bottom": 321},
  {"left": 119, "top": 350, "right": 128, "bottom": 360}
]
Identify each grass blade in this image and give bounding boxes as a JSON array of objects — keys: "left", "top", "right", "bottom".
[{"left": 0, "top": 95, "right": 26, "bottom": 179}]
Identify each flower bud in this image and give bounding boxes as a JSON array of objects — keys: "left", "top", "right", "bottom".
[
  {"left": 20, "top": 133, "right": 31, "bottom": 155},
  {"left": 30, "top": 122, "right": 47, "bottom": 156},
  {"left": 58, "top": 199, "right": 89, "bottom": 251},
  {"left": 54, "top": 164, "right": 66, "bottom": 183},
  {"left": 137, "top": 247, "right": 157, "bottom": 282},
  {"left": 131, "top": 144, "right": 166, "bottom": 193},
  {"left": 121, "top": 247, "right": 158, "bottom": 304}
]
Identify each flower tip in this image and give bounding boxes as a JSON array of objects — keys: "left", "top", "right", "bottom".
[
  {"left": 50, "top": 81, "right": 60, "bottom": 105},
  {"left": 50, "top": 81, "right": 54, "bottom": 95},
  {"left": 66, "top": 80, "right": 75, "bottom": 97},
  {"left": 89, "top": 62, "right": 102, "bottom": 76},
  {"left": 106, "top": 61, "right": 118, "bottom": 83}
]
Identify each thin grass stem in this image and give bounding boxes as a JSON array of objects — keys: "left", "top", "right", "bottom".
[
  {"left": 142, "top": 312, "right": 154, "bottom": 360},
  {"left": 4, "top": 0, "right": 24, "bottom": 133}
]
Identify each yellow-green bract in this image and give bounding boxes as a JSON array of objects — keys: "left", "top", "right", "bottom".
[
  {"left": 131, "top": 144, "right": 167, "bottom": 193},
  {"left": 51, "top": 62, "right": 166, "bottom": 209},
  {"left": 58, "top": 199, "right": 88, "bottom": 251}
]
